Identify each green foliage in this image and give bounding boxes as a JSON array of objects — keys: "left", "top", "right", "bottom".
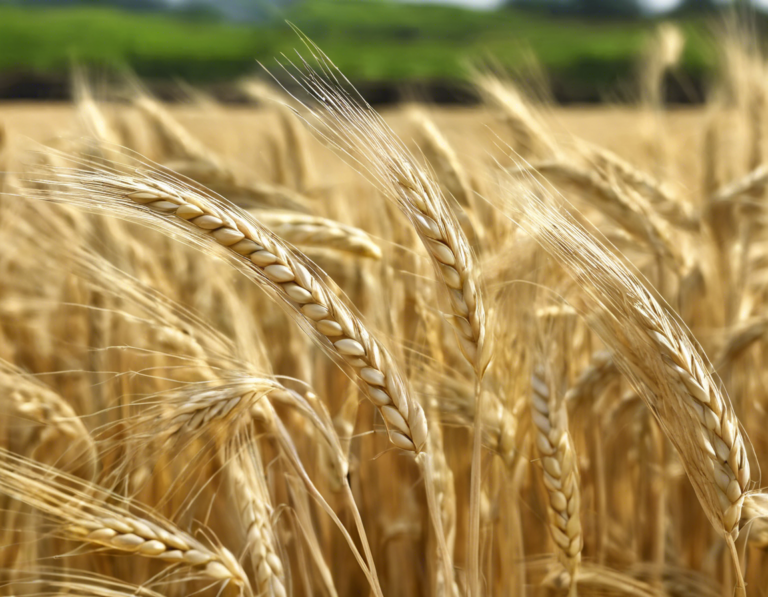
[{"left": 0, "top": 0, "right": 718, "bottom": 94}]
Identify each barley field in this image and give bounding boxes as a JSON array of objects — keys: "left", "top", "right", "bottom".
[{"left": 1, "top": 25, "right": 768, "bottom": 597}]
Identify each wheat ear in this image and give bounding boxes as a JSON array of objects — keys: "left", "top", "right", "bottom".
[
  {"left": 257, "top": 211, "right": 382, "bottom": 259},
  {"left": 414, "top": 113, "right": 474, "bottom": 210},
  {"left": 241, "top": 79, "right": 315, "bottom": 192},
  {"left": 134, "top": 377, "right": 280, "bottom": 443},
  {"left": 640, "top": 23, "right": 685, "bottom": 109},
  {"left": 531, "top": 368, "right": 582, "bottom": 596},
  {"left": 583, "top": 143, "right": 698, "bottom": 230},
  {"left": 510, "top": 161, "right": 684, "bottom": 271},
  {"left": 564, "top": 350, "right": 618, "bottom": 410},
  {"left": 711, "top": 164, "right": 768, "bottom": 204},
  {"left": 739, "top": 493, "right": 768, "bottom": 549},
  {"left": 283, "top": 49, "right": 490, "bottom": 377},
  {"left": 133, "top": 96, "right": 233, "bottom": 181},
  {"left": 36, "top": 162, "right": 427, "bottom": 453},
  {"left": 714, "top": 316, "right": 768, "bottom": 370},
  {"left": 0, "top": 360, "right": 97, "bottom": 479},
  {"left": 73, "top": 68, "right": 120, "bottom": 146},
  {"left": 0, "top": 449, "right": 252, "bottom": 592},
  {"left": 473, "top": 71, "right": 558, "bottom": 159},
  {"left": 226, "top": 442, "right": 287, "bottom": 597}
]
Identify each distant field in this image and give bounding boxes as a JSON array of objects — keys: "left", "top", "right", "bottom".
[
  {"left": 0, "top": 2, "right": 720, "bottom": 101},
  {"left": 0, "top": 102, "right": 706, "bottom": 193}
]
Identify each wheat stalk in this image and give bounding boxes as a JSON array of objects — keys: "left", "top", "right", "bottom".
[{"left": 9, "top": 571, "right": 169, "bottom": 597}]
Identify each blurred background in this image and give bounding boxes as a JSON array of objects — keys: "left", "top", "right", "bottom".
[{"left": 0, "top": 0, "right": 764, "bottom": 104}]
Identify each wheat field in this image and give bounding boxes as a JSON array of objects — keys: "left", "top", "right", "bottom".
[{"left": 1, "top": 24, "right": 768, "bottom": 597}]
